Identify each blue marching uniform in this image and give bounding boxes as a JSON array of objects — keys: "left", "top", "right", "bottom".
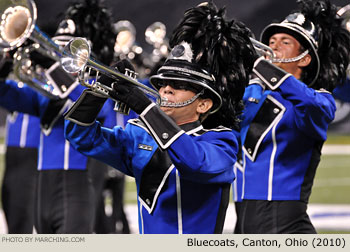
[
  {"left": 0, "top": 79, "right": 95, "bottom": 233},
  {"left": 241, "top": 78, "right": 335, "bottom": 201},
  {"left": 2, "top": 112, "right": 40, "bottom": 233},
  {"left": 89, "top": 99, "right": 136, "bottom": 234},
  {"left": 6, "top": 112, "right": 40, "bottom": 149},
  {"left": 231, "top": 135, "right": 243, "bottom": 233},
  {"left": 0, "top": 80, "right": 88, "bottom": 170},
  {"left": 232, "top": 159, "right": 243, "bottom": 234},
  {"left": 65, "top": 116, "right": 237, "bottom": 234},
  {"left": 236, "top": 58, "right": 336, "bottom": 233}
]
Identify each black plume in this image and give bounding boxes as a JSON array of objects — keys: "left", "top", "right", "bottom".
[
  {"left": 170, "top": 1, "right": 256, "bottom": 129},
  {"left": 298, "top": 0, "right": 350, "bottom": 91},
  {"left": 63, "top": 0, "right": 116, "bottom": 65}
]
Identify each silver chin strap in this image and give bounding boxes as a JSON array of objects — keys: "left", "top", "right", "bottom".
[
  {"left": 271, "top": 49, "right": 309, "bottom": 63},
  {"left": 158, "top": 90, "right": 205, "bottom": 108}
]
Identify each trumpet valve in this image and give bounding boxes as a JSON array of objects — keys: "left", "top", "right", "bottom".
[{"left": 124, "top": 68, "right": 137, "bottom": 79}]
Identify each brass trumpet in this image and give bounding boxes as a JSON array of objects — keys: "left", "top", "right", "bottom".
[
  {"left": 60, "top": 37, "right": 160, "bottom": 114},
  {"left": 0, "top": 0, "right": 62, "bottom": 59},
  {"left": 0, "top": 0, "right": 77, "bottom": 99},
  {"left": 250, "top": 37, "right": 276, "bottom": 60}
]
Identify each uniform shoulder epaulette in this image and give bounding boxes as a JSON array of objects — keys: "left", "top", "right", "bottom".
[
  {"left": 128, "top": 118, "right": 142, "bottom": 125},
  {"left": 316, "top": 88, "right": 332, "bottom": 94},
  {"left": 195, "top": 125, "right": 231, "bottom": 136},
  {"left": 207, "top": 125, "right": 231, "bottom": 131}
]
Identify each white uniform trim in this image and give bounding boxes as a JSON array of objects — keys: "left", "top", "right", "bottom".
[
  {"left": 176, "top": 169, "right": 183, "bottom": 234},
  {"left": 233, "top": 164, "right": 238, "bottom": 202},
  {"left": 249, "top": 78, "right": 265, "bottom": 90},
  {"left": 316, "top": 88, "right": 332, "bottom": 94},
  {"left": 19, "top": 114, "right": 29, "bottom": 148},
  {"left": 128, "top": 119, "right": 150, "bottom": 134},
  {"left": 38, "top": 132, "right": 44, "bottom": 171},
  {"left": 253, "top": 58, "right": 293, "bottom": 91},
  {"left": 141, "top": 116, "right": 185, "bottom": 150},
  {"left": 242, "top": 154, "right": 246, "bottom": 199},
  {"left": 140, "top": 103, "right": 186, "bottom": 149},
  {"left": 139, "top": 203, "right": 144, "bottom": 234},
  {"left": 42, "top": 99, "right": 73, "bottom": 136},
  {"left": 138, "top": 165, "right": 175, "bottom": 214},
  {"left": 268, "top": 120, "right": 278, "bottom": 200},
  {"left": 64, "top": 140, "right": 70, "bottom": 170},
  {"left": 233, "top": 162, "right": 243, "bottom": 202},
  {"left": 140, "top": 103, "right": 156, "bottom": 116},
  {"left": 185, "top": 125, "right": 203, "bottom": 135},
  {"left": 267, "top": 96, "right": 286, "bottom": 201},
  {"left": 243, "top": 95, "right": 286, "bottom": 162}
]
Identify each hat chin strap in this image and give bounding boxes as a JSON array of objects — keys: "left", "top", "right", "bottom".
[
  {"left": 271, "top": 49, "right": 309, "bottom": 63},
  {"left": 158, "top": 90, "right": 204, "bottom": 108}
]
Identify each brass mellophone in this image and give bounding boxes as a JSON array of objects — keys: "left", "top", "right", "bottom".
[{"left": 60, "top": 36, "right": 160, "bottom": 115}]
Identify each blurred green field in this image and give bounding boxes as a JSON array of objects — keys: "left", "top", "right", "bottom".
[
  {"left": 310, "top": 134, "right": 350, "bottom": 205},
  {"left": 310, "top": 154, "right": 350, "bottom": 204},
  {"left": 323, "top": 134, "right": 350, "bottom": 145}
]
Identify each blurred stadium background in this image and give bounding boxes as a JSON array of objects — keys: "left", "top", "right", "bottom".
[{"left": 0, "top": 0, "right": 349, "bottom": 233}]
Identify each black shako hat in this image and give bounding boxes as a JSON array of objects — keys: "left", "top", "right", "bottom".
[
  {"left": 56, "top": 0, "right": 116, "bottom": 65},
  {"left": 261, "top": 0, "right": 350, "bottom": 91},
  {"left": 150, "top": 41, "right": 222, "bottom": 114}
]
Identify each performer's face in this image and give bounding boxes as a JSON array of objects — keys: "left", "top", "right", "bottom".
[
  {"left": 158, "top": 84, "right": 212, "bottom": 125},
  {"left": 268, "top": 33, "right": 311, "bottom": 79}
]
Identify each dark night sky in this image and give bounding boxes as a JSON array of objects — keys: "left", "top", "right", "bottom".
[{"left": 34, "top": 0, "right": 350, "bottom": 53}]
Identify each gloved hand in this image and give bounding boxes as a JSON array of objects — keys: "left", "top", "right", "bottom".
[
  {"left": 98, "top": 59, "right": 136, "bottom": 87},
  {"left": 108, "top": 59, "right": 152, "bottom": 114},
  {"left": 109, "top": 82, "right": 152, "bottom": 114}
]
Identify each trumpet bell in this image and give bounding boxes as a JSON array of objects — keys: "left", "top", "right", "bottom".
[
  {"left": 0, "top": 0, "right": 36, "bottom": 52},
  {"left": 61, "top": 38, "right": 90, "bottom": 73}
]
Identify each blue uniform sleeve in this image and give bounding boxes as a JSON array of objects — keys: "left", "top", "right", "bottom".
[
  {"left": 64, "top": 119, "right": 133, "bottom": 176},
  {"left": 167, "top": 130, "right": 237, "bottom": 184},
  {"left": 0, "top": 79, "right": 48, "bottom": 116},
  {"left": 278, "top": 76, "right": 336, "bottom": 141},
  {"left": 67, "top": 84, "right": 86, "bottom": 102}
]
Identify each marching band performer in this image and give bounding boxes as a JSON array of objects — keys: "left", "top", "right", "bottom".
[
  {"left": 64, "top": 1, "right": 256, "bottom": 233},
  {"left": 0, "top": 52, "right": 40, "bottom": 233},
  {"left": 235, "top": 0, "right": 350, "bottom": 233},
  {"left": 0, "top": 0, "right": 116, "bottom": 233},
  {"left": 2, "top": 111, "right": 40, "bottom": 234}
]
